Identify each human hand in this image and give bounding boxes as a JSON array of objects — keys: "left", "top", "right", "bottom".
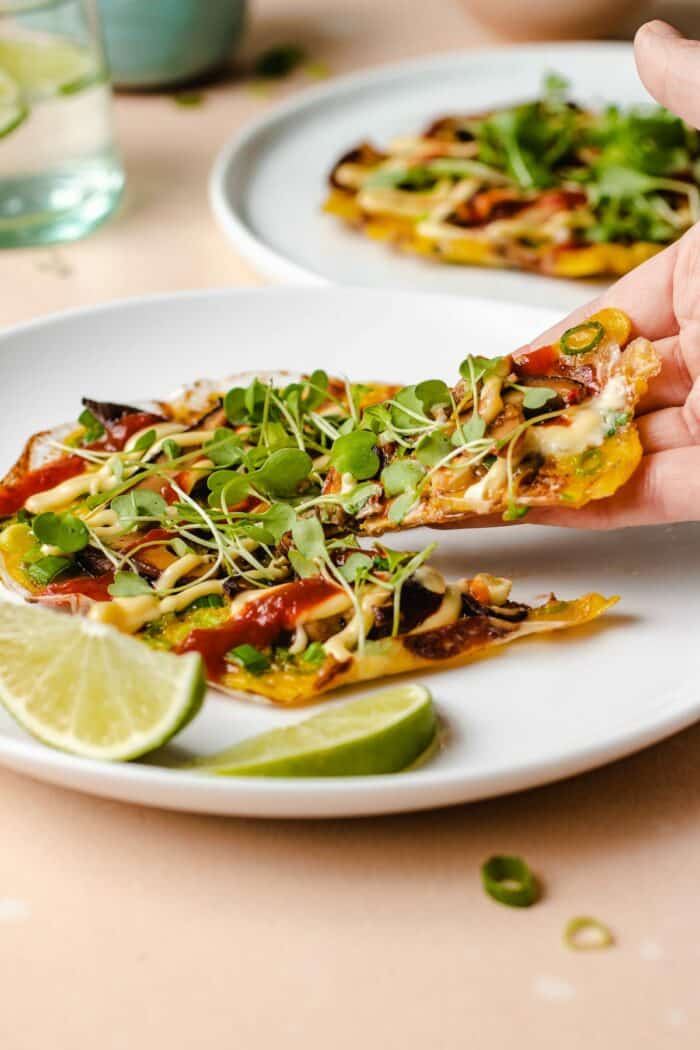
[{"left": 523, "top": 20, "right": 700, "bottom": 530}]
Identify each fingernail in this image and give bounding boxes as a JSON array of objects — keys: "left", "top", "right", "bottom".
[{"left": 640, "top": 19, "right": 683, "bottom": 40}]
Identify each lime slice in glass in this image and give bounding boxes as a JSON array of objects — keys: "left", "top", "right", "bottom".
[
  {"left": 0, "top": 68, "right": 27, "bottom": 137},
  {"left": 0, "top": 38, "right": 102, "bottom": 100},
  {"left": 0, "top": 600, "right": 205, "bottom": 761},
  {"left": 190, "top": 683, "right": 437, "bottom": 777}
]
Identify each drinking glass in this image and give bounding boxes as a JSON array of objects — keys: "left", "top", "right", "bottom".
[{"left": 0, "top": 0, "right": 124, "bottom": 247}]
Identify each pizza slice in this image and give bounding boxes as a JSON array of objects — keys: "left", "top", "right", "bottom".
[
  {"left": 324, "top": 77, "right": 699, "bottom": 278},
  {"left": 0, "top": 368, "right": 616, "bottom": 705},
  {"left": 321, "top": 309, "right": 660, "bottom": 535}
]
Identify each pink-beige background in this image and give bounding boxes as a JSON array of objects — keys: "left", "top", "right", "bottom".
[{"left": 2, "top": 1, "right": 700, "bottom": 1047}]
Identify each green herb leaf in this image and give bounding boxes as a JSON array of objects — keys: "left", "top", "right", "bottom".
[
  {"left": 388, "top": 491, "right": 417, "bottom": 524},
  {"left": 481, "top": 855, "right": 538, "bottom": 908},
  {"left": 301, "top": 369, "right": 329, "bottom": 411},
  {"left": 415, "top": 379, "right": 451, "bottom": 415},
  {"left": 452, "top": 414, "right": 486, "bottom": 446},
  {"left": 380, "top": 459, "right": 425, "bottom": 497},
  {"left": 204, "top": 428, "right": 244, "bottom": 468},
  {"left": 107, "top": 571, "right": 152, "bottom": 597},
  {"left": 360, "top": 404, "right": 392, "bottom": 435},
  {"left": 336, "top": 481, "right": 381, "bottom": 515},
  {"left": 330, "top": 431, "right": 380, "bottom": 481},
  {"left": 391, "top": 386, "right": 426, "bottom": 429},
  {"left": 112, "top": 489, "right": 167, "bottom": 528},
  {"left": 521, "top": 386, "right": 558, "bottom": 410},
  {"left": 27, "top": 555, "right": 71, "bottom": 586},
  {"left": 162, "top": 438, "right": 181, "bottom": 461},
  {"left": 257, "top": 504, "right": 297, "bottom": 544},
  {"left": 132, "top": 429, "right": 157, "bottom": 452},
  {"left": 338, "top": 552, "right": 373, "bottom": 583},
  {"left": 255, "top": 448, "right": 313, "bottom": 497},
  {"left": 224, "top": 387, "right": 247, "bottom": 425},
  {"left": 78, "top": 408, "right": 105, "bottom": 444},
  {"left": 288, "top": 549, "right": 318, "bottom": 578},
  {"left": 459, "top": 354, "right": 507, "bottom": 384},
  {"left": 416, "top": 432, "right": 452, "bottom": 467},
  {"left": 207, "top": 471, "right": 251, "bottom": 509},
  {"left": 32, "top": 511, "right": 89, "bottom": 553},
  {"left": 292, "top": 515, "right": 326, "bottom": 561},
  {"left": 227, "top": 643, "right": 271, "bottom": 675},
  {"left": 253, "top": 44, "right": 306, "bottom": 79}
]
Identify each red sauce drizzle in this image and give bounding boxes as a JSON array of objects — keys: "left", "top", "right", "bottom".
[
  {"left": 0, "top": 411, "right": 165, "bottom": 519},
  {"left": 90, "top": 411, "right": 164, "bottom": 453},
  {"left": 42, "top": 573, "right": 115, "bottom": 602},
  {"left": 0, "top": 456, "right": 85, "bottom": 517},
  {"left": 513, "top": 343, "right": 560, "bottom": 378},
  {"left": 177, "top": 577, "right": 341, "bottom": 681}
]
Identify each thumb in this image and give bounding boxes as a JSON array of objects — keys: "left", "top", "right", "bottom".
[{"left": 635, "top": 20, "right": 700, "bottom": 129}]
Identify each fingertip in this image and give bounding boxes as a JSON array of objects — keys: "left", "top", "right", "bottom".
[{"left": 635, "top": 19, "right": 682, "bottom": 46}]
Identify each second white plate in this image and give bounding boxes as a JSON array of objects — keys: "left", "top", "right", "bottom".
[{"left": 210, "top": 43, "right": 652, "bottom": 312}]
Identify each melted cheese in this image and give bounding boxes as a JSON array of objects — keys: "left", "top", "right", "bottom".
[{"left": 525, "top": 407, "right": 604, "bottom": 458}]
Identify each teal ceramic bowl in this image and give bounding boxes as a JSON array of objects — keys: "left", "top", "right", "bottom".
[{"left": 98, "top": 0, "right": 247, "bottom": 88}]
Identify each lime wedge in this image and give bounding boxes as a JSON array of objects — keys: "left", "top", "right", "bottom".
[
  {"left": 0, "top": 38, "right": 102, "bottom": 100},
  {"left": 190, "top": 683, "right": 437, "bottom": 777},
  {"left": 0, "top": 69, "right": 26, "bottom": 138},
  {"left": 0, "top": 600, "right": 205, "bottom": 761}
]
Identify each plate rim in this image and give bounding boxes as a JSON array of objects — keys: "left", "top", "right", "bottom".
[
  {"left": 209, "top": 40, "right": 636, "bottom": 287},
  {"left": 1, "top": 285, "right": 698, "bottom": 819}
]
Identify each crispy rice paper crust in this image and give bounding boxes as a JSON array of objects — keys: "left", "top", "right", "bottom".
[{"left": 215, "top": 592, "right": 617, "bottom": 705}]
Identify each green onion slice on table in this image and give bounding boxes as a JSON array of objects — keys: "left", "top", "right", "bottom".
[
  {"left": 563, "top": 916, "right": 614, "bottom": 950},
  {"left": 481, "top": 854, "right": 538, "bottom": 907}
]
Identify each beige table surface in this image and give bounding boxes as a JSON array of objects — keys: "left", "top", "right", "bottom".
[{"left": 2, "top": 2, "right": 700, "bottom": 1048}]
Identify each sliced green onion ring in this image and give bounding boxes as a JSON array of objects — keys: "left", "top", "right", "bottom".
[
  {"left": 481, "top": 854, "right": 538, "bottom": 908},
  {"left": 561, "top": 321, "right": 605, "bottom": 356},
  {"left": 564, "top": 916, "right": 614, "bottom": 951}
]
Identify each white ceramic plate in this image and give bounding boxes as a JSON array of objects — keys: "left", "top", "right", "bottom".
[
  {"left": 210, "top": 43, "right": 653, "bottom": 313},
  {"left": 0, "top": 288, "right": 697, "bottom": 818}
]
